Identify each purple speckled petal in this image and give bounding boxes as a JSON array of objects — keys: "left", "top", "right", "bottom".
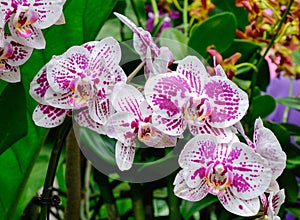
[
  {"left": 115, "top": 139, "right": 136, "bottom": 171},
  {"left": 142, "top": 129, "right": 177, "bottom": 148},
  {"left": 0, "top": 63, "right": 20, "bottom": 82},
  {"left": 32, "top": 104, "right": 69, "bottom": 128},
  {"left": 44, "top": 87, "right": 73, "bottom": 109},
  {"left": 219, "top": 187, "right": 260, "bottom": 217},
  {"left": 151, "top": 113, "right": 187, "bottom": 136},
  {"left": 106, "top": 112, "right": 136, "bottom": 145},
  {"left": 73, "top": 109, "right": 106, "bottom": 135},
  {"left": 88, "top": 95, "right": 114, "bottom": 124},
  {"left": 111, "top": 83, "right": 144, "bottom": 119},
  {"left": 203, "top": 76, "right": 249, "bottom": 127},
  {"left": 235, "top": 121, "right": 255, "bottom": 148},
  {"left": 229, "top": 142, "right": 272, "bottom": 200},
  {"left": 178, "top": 134, "right": 217, "bottom": 169},
  {"left": 176, "top": 56, "right": 208, "bottom": 94},
  {"left": 82, "top": 41, "right": 98, "bottom": 53},
  {"left": 189, "top": 123, "right": 234, "bottom": 143},
  {"left": 0, "top": 1, "right": 13, "bottom": 27},
  {"left": 173, "top": 170, "right": 208, "bottom": 202},
  {"left": 47, "top": 46, "right": 90, "bottom": 92},
  {"left": 268, "top": 189, "right": 285, "bottom": 217},
  {"left": 28, "top": 0, "right": 65, "bottom": 29},
  {"left": 5, "top": 35, "right": 33, "bottom": 66},
  {"left": 253, "top": 118, "right": 286, "bottom": 180},
  {"left": 8, "top": 16, "right": 46, "bottom": 49},
  {"left": 144, "top": 72, "right": 191, "bottom": 119},
  {"left": 29, "top": 66, "right": 49, "bottom": 103}
]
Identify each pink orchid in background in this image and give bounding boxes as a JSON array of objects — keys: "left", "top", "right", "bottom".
[
  {"left": 0, "top": 0, "right": 66, "bottom": 49},
  {"left": 174, "top": 134, "right": 272, "bottom": 216},
  {"left": 114, "top": 12, "right": 172, "bottom": 79},
  {"left": 106, "top": 83, "right": 178, "bottom": 171},
  {"left": 0, "top": 34, "right": 33, "bottom": 82},
  {"left": 144, "top": 56, "right": 249, "bottom": 142},
  {"left": 259, "top": 189, "right": 285, "bottom": 220},
  {"left": 30, "top": 37, "right": 126, "bottom": 128}
]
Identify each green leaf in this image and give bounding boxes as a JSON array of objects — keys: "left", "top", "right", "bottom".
[
  {"left": 159, "top": 28, "right": 189, "bottom": 60},
  {"left": 181, "top": 195, "right": 219, "bottom": 220},
  {"left": 280, "top": 123, "right": 300, "bottom": 135},
  {"left": 278, "top": 170, "right": 299, "bottom": 203},
  {"left": 188, "top": 12, "right": 237, "bottom": 57},
  {"left": 0, "top": 83, "right": 27, "bottom": 154},
  {"left": 249, "top": 94, "right": 276, "bottom": 120},
  {"left": 277, "top": 97, "right": 300, "bottom": 111}
]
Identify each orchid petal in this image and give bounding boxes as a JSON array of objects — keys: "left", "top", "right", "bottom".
[
  {"left": 214, "top": 64, "right": 227, "bottom": 77},
  {"left": 55, "top": 13, "right": 65, "bottom": 25},
  {"left": 115, "top": 140, "right": 136, "bottom": 171},
  {"left": 29, "top": 66, "right": 49, "bottom": 103},
  {"left": 269, "top": 189, "right": 285, "bottom": 216},
  {"left": 140, "top": 100, "right": 153, "bottom": 120},
  {"left": 203, "top": 76, "right": 249, "bottom": 127},
  {"left": 219, "top": 188, "right": 260, "bottom": 217},
  {"left": 0, "top": 64, "right": 20, "bottom": 83},
  {"left": 229, "top": 142, "right": 272, "bottom": 200},
  {"left": 0, "top": 1, "right": 13, "bottom": 27},
  {"left": 144, "top": 72, "right": 191, "bottom": 119},
  {"left": 111, "top": 83, "right": 144, "bottom": 119},
  {"left": 173, "top": 170, "right": 208, "bottom": 202},
  {"left": 143, "top": 129, "right": 177, "bottom": 148},
  {"left": 47, "top": 46, "right": 90, "bottom": 92},
  {"left": 87, "top": 96, "right": 114, "bottom": 124},
  {"left": 32, "top": 104, "right": 68, "bottom": 128},
  {"left": 176, "top": 56, "right": 208, "bottom": 94},
  {"left": 151, "top": 113, "right": 187, "bottom": 136},
  {"left": 44, "top": 88, "right": 73, "bottom": 109}
]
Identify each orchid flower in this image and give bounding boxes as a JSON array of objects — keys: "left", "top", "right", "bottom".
[
  {"left": 30, "top": 37, "right": 126, "bottom": 127},
  {"left": 235, "top": 117, "right": 287, "bottom": 192},
  {"left": 0, "top": 34, "right": 33, "bottom": 82},
  {"left": 174, "top": 134, "right": 272, "bottom": 216},
  {"left": 259, "top": 189, "right": 285, "bottom": 220},
  {"left": 106, "top": 83, "right": 178, "bottom": 171},
  {"left": 144, "top": 56, "right": 249, "bottom": 142},
  {"left": 0, "top": 0, "right": 66, "bottom": 49},
  {"left": 114, "top": 12, "right": 172, "bottom": 79}
]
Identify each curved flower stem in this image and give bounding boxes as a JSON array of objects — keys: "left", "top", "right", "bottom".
[
  {"left": 40, "top": 117, "right": 72, "bottom": 220},
  {"left": 150, "top": 0, "right": 159, "bottom": 26},
  {"left": 130, "top": 183, "right": 145, "bottom": 220},
  {"left": 235, "top": 62, "right": 258, "bottom": 73},
  {"left": 64, "top": 127, "right": 81, "bottom": 220},
  {"left": 283, "top": 77, "right": 295, "bottom": 123},
  {"left": 173, "top": 0, "right": 183, "bottom": 11},
  {"left": 183, "top": 0, "right": 189, "bottom": 35},
  {"left": 167, "top": 172, "right": 180, "bottom": 220},
  {"left": 126, "top": 61, "right": 145, "bottom": 83},
  {"left": 250, "top": 0, "right": 293, "bottom": 102}
]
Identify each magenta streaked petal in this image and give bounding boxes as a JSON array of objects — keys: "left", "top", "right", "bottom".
[
  {"left": 0, "top": 41, "right": 13, "bottom": 59},
  {"left": 203, "top": 76, "right": 249, "bottom": 127},
  {"left": 29, "top": 66, "right": 50, "bottom": 103},
  {"left": 0, "top": 1, "right": 13, "bottom": 27},
  {"left": 144, "top": 72, "right": 191, "bottom": 119},
  {"left": 82, "top": 41, "right": 98, "bottom": 53},
  {"left": 189, "top": 123, "right": 234, "bottom": 143},
  {"left": 140, "top": 100, "right": 153, "bottom": 120},
  {"left": 32, "top": 104, "right": 69, "bottom": 128},
  {"left": 173, "top": 170, "right": 208, "bottom": 202},
  {"left": 106, "top": 112, "right": 136, "bottom": 144},
  {"left": 8, "top": 17, "right": 46, "bottom": 49},
  {"left": 115, "top": 140, "right": 136, "bottom": 171},
  {"left": 73, "top": 109, "right": 106, "bottom": 135},
  {"left": 229, "top": 142, "right": 272, "bottom": 199},
  {"left": 234, "top": 121, "right": 255, "bottom": 148},
  {"left": 176, "top": 56, "right": 208, "bottom": 94},
  {"left": 0, "top": 64, "right": 20, "bottom": 83},
  {"left": 182, "top": 167, "right": 207, "bottom": 188},
  {"left": 219, "top": 188, "right": 260, "bottom": 217},
  {"left": 47, "top": 46, "right": 90, "bottom": 92},
  {"left": 111, "top": 83, "right": 144, "bottom": 119},
  {"left": 268, "top": 189, "right": 285, "bottom": 216},
  {"left": 88, "top": 96, "right": 114, "bottom": 124},
  {"left": 178, "top": 134, "right": 217, "bottom": 169},
  {"left": 44, "top": 88, "right": 73, "bottom": 109},
  {"left": 152, "top": 113, "right": 187, "bottom": 136}
]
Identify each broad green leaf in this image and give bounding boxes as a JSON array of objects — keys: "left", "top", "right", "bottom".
[
  {"left": 159, "top": 28, "right": 190, "bottom": 60},
  {"left": 188, "top": 12, "right": 237, "bottom": 57},
  {"left": 0, "top": 83, "right": 27, "bottom": 154},
  {"left": 277, "top": 97, "right": 300, "bottom": 111},
  {"left": 249, "top": 94, "right": 276, "bottom": 120},
  {"left": 181, "top": 195, "right": 218, "bottom": 220}
]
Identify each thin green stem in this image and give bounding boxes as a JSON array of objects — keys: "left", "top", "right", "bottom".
[
  {"left": 126, "top": 61, "right": 145, "bottom": 83},
  {"left": 130, "top": 183, "right": 145, "bottom": 220},
  {"left": 150, "top": 0, "right": 159, "bottom": 26},
  {"left": 40, "top": 117, "right": 72, "bottom": 220},
  {"left": 283, "top": 77, "right": 295, "bottom": 123},
  {"left": 183, "top": 0, "right": 188, "bottom": 35},
  {"left": 235, "top": 62, "right": 259, "bottom": 73},
  {"left": 250, "top": 0, "right": 293, "bottom": 101},
  {"left": 173, "top": 0, "right": 183, "bottom": 11},
  {"left": 167, "top": 173, "right": 181, "bottom": 220}
]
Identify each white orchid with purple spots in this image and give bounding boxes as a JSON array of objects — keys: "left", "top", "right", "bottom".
[
  {"left": 114, "top": 12, "right": 172, "bottom": 79},
  {"left": 174, "top": 134, "right": 272, "bottom": 216},
  {"left": 30, "top": 37, "right": 126, "bottom": 127},
  {"left": 106, "top": 83, "right": 178, "bottom": 171},
  {"left": 260, "top": 189, "right": 285, "bottom": 220},
  {"left": 144, "top": 56, "right": 248, "bottom": 142},
  {"left": 0, "top": 34, "right": 32, "bottom": 82},
  {"left": 0, "top": 0, "right": 66, "bottom": 49}
]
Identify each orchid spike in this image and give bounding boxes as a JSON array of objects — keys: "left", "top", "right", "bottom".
[
  {"left": 0, "top": 34, "right": 33, "bottom": 82},
  {"left": 106, "top": 83, "right": 178, "bottom": 171},
  {"left": 144, "top": 56, "right": 249, "bottom": 142},
  {"left": 174, "top": 134, "right": 272, "bottom": 216}
]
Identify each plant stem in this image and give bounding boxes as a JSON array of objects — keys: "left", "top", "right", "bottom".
[
  {"left": 250, "top": 0, "right": 293, "bottom": 101},
  {"left": 126, "top": 61, "right": 145, "bottom": 83},
  {"left": 150, "top": 0, "right": 159, "bottom": 26},
  {"left": 183, "top": 0, "right": 188, "bottom": 35},
  {"left": 130, "top": 183, "right": 145, "bottom": 220},
  {"left": 40, "top": 117, "right": 72, "bottom": 220},
  {"left": 64, "top": 128, "right": 81, "bottom": 220},
  {"left": 167, "top": 172, "right": 181, "bottom": 220},
  {"left": 283, "top": 77, "right": 295, "bottom": 123}
]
